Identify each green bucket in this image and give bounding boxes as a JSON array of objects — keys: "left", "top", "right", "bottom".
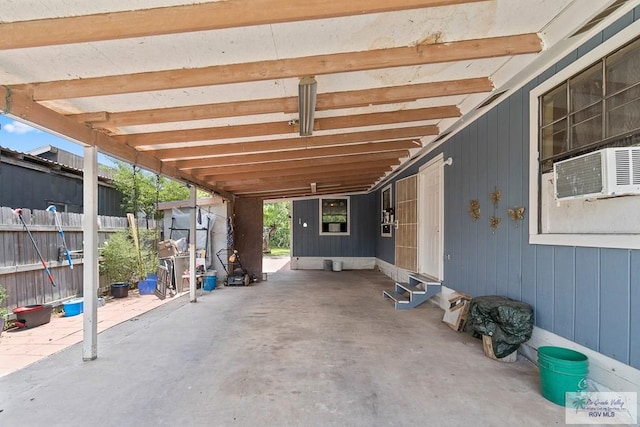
[{"left": 538, "top": 346, "right": 588, "bottom": 406}]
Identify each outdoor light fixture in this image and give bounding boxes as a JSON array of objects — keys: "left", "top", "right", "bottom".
[
  {"left": 310, "top": 182, "right": 317, "bottom": 193},
  {"left": 298, "top": 76, "right": 317, "bottom": 136}
]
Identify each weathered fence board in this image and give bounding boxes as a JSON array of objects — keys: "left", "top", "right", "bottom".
[{"left": 0, "top": 206, "right": 157, "bottom": 311}]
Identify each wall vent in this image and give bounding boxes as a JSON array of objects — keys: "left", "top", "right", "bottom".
[
  {"left": 554, "top": 147, "right": 640, "bottom": 200},
  {"left": 476, "top": 91, "right": 506, "bottom": 110},
  {"left": 570, "top": 0, "right": 627, "bottom": 38}
]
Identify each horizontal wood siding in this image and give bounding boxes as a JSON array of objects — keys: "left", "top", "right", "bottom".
[{"left": 292, "top": 193, "right": 375, "bottom": 258}]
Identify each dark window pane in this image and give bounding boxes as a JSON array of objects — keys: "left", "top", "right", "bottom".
[
  {"left": 571, "top": 115, "right": 602, "bottom": 148},
  {"left": 541, "top": 118, "right": 568, "bottom": 159},
  {"left": 570, "top": 63, "right": 603, "bottom": 111},
  {"left": 606, "top": 83, "right": 640, "bottom": 109},
  {"left": 606, "top": 38, "right": 640, "bottom": 94},
  {"left": 572, "top": 102, "right": 602, "bottom": 124},
  {"left": 607, "top": 97, "right": 640, "bottom": 137},
  {"left": 541, "top": 83, "right": 567, "bottom": 126}
]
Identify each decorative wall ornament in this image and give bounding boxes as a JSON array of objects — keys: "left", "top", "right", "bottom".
[
  {"left": 490, "top": 216, "right": 501, "bottom": 231},
  {"left": 507, "top": 206, "right": 526, "bottom": 226},
  {"left": 490, "top": 188, "right": 501, "bottom": 209},
  {"left": 468, "top": 199, "right": 480, "bottom": 221},
  {"left": 489, "top": 187, "right": 502, "bottom": 233}
]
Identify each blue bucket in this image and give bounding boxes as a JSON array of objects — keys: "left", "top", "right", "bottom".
[
  {"left": 138, "top": 280, "right": 155, "bottom": 295},
  {"left": 203, "top": 271, "right": 217, "bottom": 291}
]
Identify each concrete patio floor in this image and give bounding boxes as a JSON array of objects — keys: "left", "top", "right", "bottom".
[{"left": 0, "top": 268, "right": 565, "bottom": 426}]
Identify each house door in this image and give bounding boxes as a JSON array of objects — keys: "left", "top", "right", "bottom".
[{"left": 418, "top": 155, "right": 444, "bottom": 280}]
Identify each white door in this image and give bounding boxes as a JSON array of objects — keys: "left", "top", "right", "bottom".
[{"left": 418, "top": 155, "right": 444, "bottom": 280}]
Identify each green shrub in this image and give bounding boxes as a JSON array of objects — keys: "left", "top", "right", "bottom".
[{"left": 100, "top": 229, "right": 157, "bottom": 284}]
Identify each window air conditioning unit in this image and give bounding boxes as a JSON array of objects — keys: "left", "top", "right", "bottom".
[{"left": 554, "top": 147, "right": 640, "bottom": 200}]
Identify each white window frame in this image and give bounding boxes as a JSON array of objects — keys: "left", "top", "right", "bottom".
[
  {"left": 319, "top": 196, "right": 350, "bottom": 236},
  {"left": 529, "top": 19, "right": 640, "bottom": 250}
]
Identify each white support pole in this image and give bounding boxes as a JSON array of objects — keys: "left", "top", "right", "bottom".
[
  {"left": 82, "top": 146, "right": 98, "bottom": 360},
  {"left": 189, "top": 185, "right": 197, "bottom": 302}
]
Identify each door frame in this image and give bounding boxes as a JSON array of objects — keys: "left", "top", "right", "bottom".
[{"left": 418, "top": 153, "right": 444, "bottom": 280}]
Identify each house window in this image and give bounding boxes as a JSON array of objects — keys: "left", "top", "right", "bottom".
[
  {"left": 319, "top": 197, "right": 349, "bottom": 235},
  {"left": 539, "top": 36, "right": 640, "bottom": 173},
  {"left": 529, "top": 22, "right": 640, "bottom": 249}
]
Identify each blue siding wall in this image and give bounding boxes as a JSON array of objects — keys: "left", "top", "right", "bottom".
[
  {"left": 374, "top": 10, "right": 640, "bottom": 369},
  {"left": 292, "top": 193, "right": 376, "bottom": 257}
]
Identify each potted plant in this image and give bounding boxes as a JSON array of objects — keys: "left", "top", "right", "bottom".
[
  {"left": 100, "top": 228, "right": 159, "bottom": 297},
  {"left": 100, "top": 230, "right": 140, "bottom": 298},
  {"left": 0, "top": 285, "right": 8, "bottom": 336}
]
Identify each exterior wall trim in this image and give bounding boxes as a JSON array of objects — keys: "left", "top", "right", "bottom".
[
  {"left": 291, "top": 257, "right": 375, "bottom": 270},
  {"left": 521, "top": 327, "right": 640, "bottom": 394}
]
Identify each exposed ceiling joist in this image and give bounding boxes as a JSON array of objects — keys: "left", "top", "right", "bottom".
[
  {"left": 197, "top": 159, "right": 398, "bottom": 182},
  {"left": 25, "top": 34, "right": 540, "bottom": 100},
  {"left": 120, "top": 111, "right": 447, "bottom": 148},
  {"left": 142, "top": 127, "right": 432, "bottom": 160},
  {"left": 221, "top": 176, "right": 380, "bottom": 193},
  {"left": 193, "top": 151, "right": 404, "bottom": 177},
  {"left": 208, "top": 163, "right": 395, "bottom": 184},
  {"left": 174, "top": 146, "right": 412, "bottom": 169},
  {"left": 218, "top": 170, "right": 389, "bottom": 189},
  {"left": 242, "top": 185, "right": 371, "bottom": 199},
  {"left": 159, "top": 139, "right": 422, "bottom": 166},
  {"left": 0, "top": 0, "right": 487, "bottom": 50},
  {"left": 68, "top": 77, "right": 491, "bottom": 128}
]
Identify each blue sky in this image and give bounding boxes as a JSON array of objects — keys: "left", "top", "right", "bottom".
[{"left": 0, "top": 115, "right": 116, "bottom": 165}]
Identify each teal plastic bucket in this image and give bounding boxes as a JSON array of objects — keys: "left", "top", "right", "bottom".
[
  {"left": 203, "top": 271, "right": 217, "bottom": 291},
  {"left": 538, "top": 346, "right": 588, "bottom": 406}
]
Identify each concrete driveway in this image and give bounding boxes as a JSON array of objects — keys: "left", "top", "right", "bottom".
[{"left": 0, "top": 269, "right": 564, "bottom": 426}]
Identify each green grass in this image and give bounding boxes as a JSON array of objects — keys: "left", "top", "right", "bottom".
[{"left": 264, "top": 247, "right": 290, "bottom": 257}]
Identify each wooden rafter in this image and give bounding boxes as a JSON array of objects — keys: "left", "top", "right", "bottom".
[
  {"left": 218, "top": 169, "right": 388, "bottom": 188},
  {"left": 197, "top": 159, "right": 398, "bottom": 182},
  {"left": 221, "top": 176, "right": 381, "bottom": 192},
  {"left": 0, "top": 0, "right": 487, "bottom": 50},
  {"left": 175, "top": 146, "right": 412, "bottom": 170},
  {"left": 141, "top": 127, "right": 431, "bottom": 160},
  {"left": 26, "top": 34, "right": 541, "bottom": 100},
  {"left": 193, "top": 151, "right": 404, "bottom": 177},
  {"left": 237, "top": 185, "right": 371, "bottom": 199},
  {"left": 150, "top": 135, "right": 422, "bottom": 162},
  {"left": 69, "top": 78, "right": 491, "bottom": 128},
  {"left": 121, "top": 110, "right": 446, "bottom": 148}
]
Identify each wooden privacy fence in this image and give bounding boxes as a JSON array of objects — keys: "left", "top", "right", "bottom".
[{"left": 0, "top": 206, "right": 157, "bottom": 311}]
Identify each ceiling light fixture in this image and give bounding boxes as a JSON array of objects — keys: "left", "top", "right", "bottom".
[{"left": 298, "top": 76, "right": 317, "bottom": 136}]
